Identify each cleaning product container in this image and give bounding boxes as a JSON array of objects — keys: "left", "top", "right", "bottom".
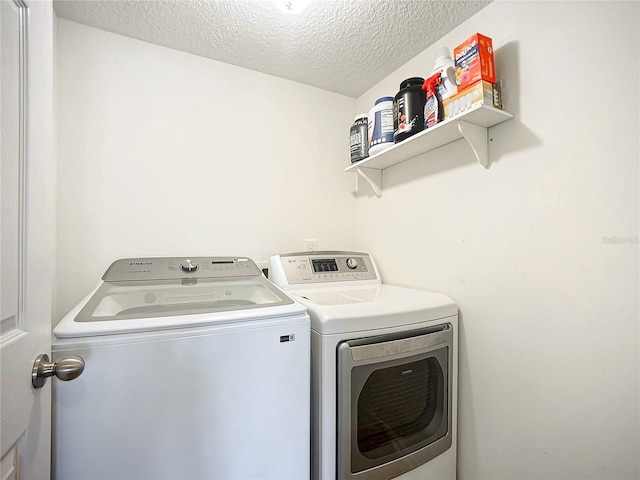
[
  {"left": 423, "top": 73, "right": 443, "bottom": 129},
  {"left": 349, "top": 114, "right": 368, "bottom": 163},
  {"left": 393, "top": 77, "right": 426, "bottom": 143},
  {"left": 368, "top": 97, "right": 394, "bottom": 155},
  {"left": 432, "top": 46, "right": 457, "bottom": 100}
]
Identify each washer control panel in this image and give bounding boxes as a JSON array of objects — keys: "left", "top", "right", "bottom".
[
  {"left": 103, "top": 256, "right": 261, "bottom": 282},
  {"left": 271, "top": 251, "right": 378, "bottom": 285}
]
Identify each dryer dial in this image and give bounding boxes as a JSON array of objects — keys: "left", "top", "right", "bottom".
[{"left": 346, "top": 258, "right": 358, "bottom": 270}]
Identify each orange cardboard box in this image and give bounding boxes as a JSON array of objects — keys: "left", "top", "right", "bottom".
[{"left": 454, "top": 33, "right": 496, "bottom": 91}]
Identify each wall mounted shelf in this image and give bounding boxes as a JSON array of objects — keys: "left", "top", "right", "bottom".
[{"left": 345, "top": 104, "right": 513, "bottom": 197}]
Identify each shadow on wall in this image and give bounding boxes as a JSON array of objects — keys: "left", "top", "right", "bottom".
[
  {"left": 491, "top": 41, "right": 540, "bottom": 165},
  {"left": 351, "top": 41, "right": 541, "bottom": 196}
]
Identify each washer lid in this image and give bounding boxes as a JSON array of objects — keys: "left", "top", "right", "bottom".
[
  {"left": 54, "top": 276, "right": 307, "bottom": 339},
  {"left": 54, "top": 257, "right": 309, "bottom": 339},
  {"left": 74, "top": 275, "right": 293, "bottom": 323}
]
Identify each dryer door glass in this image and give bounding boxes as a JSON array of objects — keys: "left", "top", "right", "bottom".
[{"left": 357, "top": 356, "right": 444, "bottom": 458}]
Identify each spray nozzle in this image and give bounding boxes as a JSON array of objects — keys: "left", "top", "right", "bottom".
[{"left": 422, "top": 73, "right": 442, "bottom": 95}]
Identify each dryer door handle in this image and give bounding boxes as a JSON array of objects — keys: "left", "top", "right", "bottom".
[{"left": 344, "top": 324, "right": 452, "bottom": 362}]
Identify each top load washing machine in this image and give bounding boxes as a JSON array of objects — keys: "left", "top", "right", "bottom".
[
  {"left": 52, "top": 256, "right": 310, "bottom": 480},
  {"left": 270, "top": 251, "right": 458, "bottom": 480}
]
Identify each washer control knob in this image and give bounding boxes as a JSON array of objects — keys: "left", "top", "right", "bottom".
[
  {"left": 180, "top": 259, "right": 199, "bottom": 273},
  {"left": 346, "top": 258, "right": 358, "bottom": 270}
]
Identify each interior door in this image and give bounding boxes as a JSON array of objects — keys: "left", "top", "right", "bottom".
[{"left": 1, "top": 1, "right": 55, "bottom": 478}]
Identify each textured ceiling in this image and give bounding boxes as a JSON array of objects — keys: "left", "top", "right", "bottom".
[{"left": 53, "top": 0, "right": 491, "bottom": 98}]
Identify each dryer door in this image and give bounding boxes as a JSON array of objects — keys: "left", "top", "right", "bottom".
[{"left": 337, "top": 324, "right": 453, "bottom": 480}]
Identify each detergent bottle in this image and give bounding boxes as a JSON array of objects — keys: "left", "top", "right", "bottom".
[{"left": 431, "top": 46, "right": 457, "bottom": 101}]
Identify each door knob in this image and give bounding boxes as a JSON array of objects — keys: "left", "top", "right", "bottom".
[{"left": 32, "top": 353, "right": 85, "bottom": 389}]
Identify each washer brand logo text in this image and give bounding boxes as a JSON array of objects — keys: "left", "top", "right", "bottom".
[{"left": 130, "top": 262, "right": 152, "bottom": 265}]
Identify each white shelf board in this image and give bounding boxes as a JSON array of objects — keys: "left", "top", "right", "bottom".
[{"left": 345, "top": 104, "right": 513, "bottom": 173}]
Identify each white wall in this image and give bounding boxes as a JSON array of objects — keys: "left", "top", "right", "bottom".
[
  {"left": 355, "top": 1, "right": 639, "bottom": 479},
  {"left": 56, "top": 19, "right": 356, "bottom": 320}
]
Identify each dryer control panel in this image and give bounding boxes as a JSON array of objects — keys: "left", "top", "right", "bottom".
[{"left": 269, "top": 251, "right": 379, "bottom": 286}]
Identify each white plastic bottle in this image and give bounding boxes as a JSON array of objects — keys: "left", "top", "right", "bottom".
[
  {"left": 368, "top": 97, "right": 394, "bottom": 155},
  {"left": 432, "top": 46, "right": 457, "bottom": 100}
]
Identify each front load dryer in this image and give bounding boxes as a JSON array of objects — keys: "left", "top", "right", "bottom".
[
  {"left": 270, "top": 251, "right": 458, "bottom": 480},
  {"left": 52, "top": 256, "right": 310, "bottom": 480}
]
